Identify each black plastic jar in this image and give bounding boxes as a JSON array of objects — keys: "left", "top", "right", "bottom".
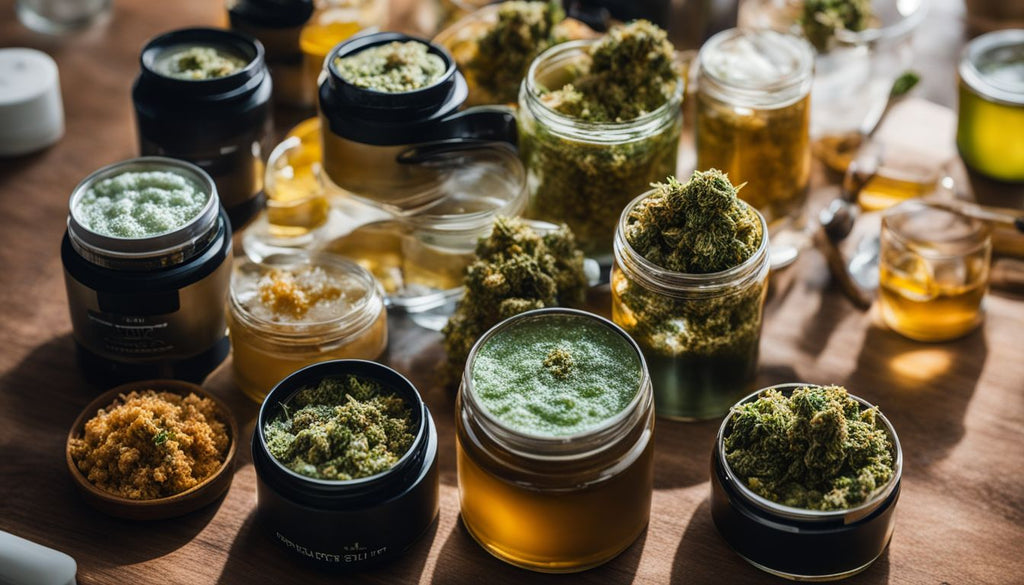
[
  {"left": 252, "top": 359, "right": 439, "bottom": 570},
  {"left": 227, "top": 0, "right": 313, "bottom": 108},
  {"left": 133, "top": 27, "right": 273, "bottom": 229},
  {"left": 61, "top": 157, "right": 232, "bottom": 384},
  {"left": 318, "top": 31, "right": 517, "bottom": 209},
  {"left": 710, "top": 383, "right": 903, "bottom": 581}
]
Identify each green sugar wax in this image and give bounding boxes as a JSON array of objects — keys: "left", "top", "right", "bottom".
[
  {"left": 470, "top": 313, "right": 642, "bottom": 436},
  {"left": 75, "top": 170, "right": 209, "bottom": 238}
]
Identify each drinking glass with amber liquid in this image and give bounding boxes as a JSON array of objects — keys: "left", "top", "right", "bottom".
[{"left": 879, "top": 200, "right": 991, "bottom": 342}]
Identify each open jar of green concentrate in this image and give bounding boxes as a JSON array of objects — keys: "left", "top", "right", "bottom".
[
  {"left": 696, "top": 28, "right": 813, "bottom": 230},
  {"left": 611, "top": 189, "right": 771, "bottom": 420},
  {"left": 228, "top": 251, "right": 387, "bottom": 402},
  {"left": 456, "top": 308, "right": 655, "bottom": 573},
  {"left": 957, "top": 29, "right": 1024, "bottom": 183},
  {"left": 518, "top": 40, "right": 683, "bottom": 263}
]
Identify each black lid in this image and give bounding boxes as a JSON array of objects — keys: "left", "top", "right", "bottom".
[
  {"left": 227, "top": 0, "right": 314, "bottom": 29},
  {"left": 137, "top": 27, "right": 268, "bottom": 97}
]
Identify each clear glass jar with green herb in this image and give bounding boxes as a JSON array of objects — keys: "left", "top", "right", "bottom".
[
  {"left": 611, "top": 171, "right": 770, "bottom": 420},
  {"left": 518, "top": 24, "right": 683, "bottom": 264}
]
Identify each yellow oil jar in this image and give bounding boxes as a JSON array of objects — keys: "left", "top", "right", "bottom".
[{"left": 957, "top": 29, "right": 1024, "bottom": 182}]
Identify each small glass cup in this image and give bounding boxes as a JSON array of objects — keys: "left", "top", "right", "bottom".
[
  {"left": 878, "top": 199, "right": 992, "bottom": 342},
  {"left": 16, "top": 0, "right": 110, "bottom": 34}
]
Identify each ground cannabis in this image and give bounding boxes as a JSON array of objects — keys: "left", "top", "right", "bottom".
[
  {"left": 160, "top": 46, "right": 247, "bottom": 80},
  {"left": 611, "top": 170, "right": 767, "bottom": 418},
  {"left": 520, "top": 20, "right": 681, "bottom": 258},
  {"left": 724, "top": 385, "right": 895, "bottom": 511},
  {"left": 264, "top": 375, "right": 415, "bottom": 480},
  {"left": 335, "top": 40, "right": 446, "bottom": 92},
  {"left": 465, "top": 1, "right": 567, "bottom": 104},
  {"left": 442, "top": 216, "right": 587, "bottom": 378},
  {"left": 800, "top": 0, "right": 873, "bottom": 52}
]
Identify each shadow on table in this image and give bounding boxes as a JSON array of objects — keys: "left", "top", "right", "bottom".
[
  {"left": 672, "top": 498, "right": 893, "bottom": 584},
  {"left": 430, "top": 517, "right": 646, "bottom": 585},
  {"left": 845, "top": 323, "right": 988, "bottom": 470},
  {"left": 0, "top": 334, "right": 224, "bottom": 564},
  {"left": 652, "top": 419, "right": 720, "bottom": 489},
  {"left": 218, "top": 509, "right": 438, "bottom": 583}
]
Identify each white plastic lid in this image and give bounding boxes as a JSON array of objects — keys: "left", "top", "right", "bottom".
[{"left": 0, "top": 48, "right": 65, "bottom": 157}]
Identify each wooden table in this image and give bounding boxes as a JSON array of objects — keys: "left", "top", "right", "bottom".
[{"left": 2, "top": 1, "right": 1022, "bottom": 583}]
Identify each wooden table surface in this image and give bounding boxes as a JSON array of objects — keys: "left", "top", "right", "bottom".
[{"left": 2, "top": 1, "right": 1022, "bottom": 584}]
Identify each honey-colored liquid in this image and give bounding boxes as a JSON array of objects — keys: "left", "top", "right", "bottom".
[
  {"left": 857, "top": 173, "right": 938, "bottom": 212},
  {"left": 300, "top": 3, "right": 373, "bottom": 105},
  {"left": 321, "top": 222, "right": 406, "bottom": 294},
  {"left": 456, "top": 437, "right": 653, "bottom": 573},
  {"left": 266, "top": 118, "right": 330, "bottom": 238},
  {"left": 878, "top": 258, "right": 988, "bottom": 342}
]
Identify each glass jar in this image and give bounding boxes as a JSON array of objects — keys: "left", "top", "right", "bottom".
[
  {"left": 16, "top": 0, "right": 110, "bottom": 34},
  {"left": 133, "top": 28, "right": 273, "bottom": 230},
  {"left": 519, "top": 40, "right": 683, "bottom": 264},
  {"left": 61, "top": 157, "right": 232, "bottom": 384},
  {"left": 228, "top": 251, "right": 387, "bottom": 402},
  {"left": 456, "top": 308, "right": 654, "bottom": 573},
  {"left": 300, "top": 0, "right": 388, "bottom": 109},
  {"left": 957, "top": 29, "right": 1024, "bottom": 183},
  {"left": 696, "top": 28, "right": 813, "bottom": 231},
  {"left": 227, "top": 0, "right": 314, "bottom": 108},
  {"left": 252, "top": 359, "right": 439, "bottom": 570},
  {"left": 611, "top": 190, "right": 771, "bottom": 420},
  {"left": 878, "top": 199, "right": 991, "bottom": 342},
  {"left": 711, "top": 383, "right": 903, "bottom": 581}
]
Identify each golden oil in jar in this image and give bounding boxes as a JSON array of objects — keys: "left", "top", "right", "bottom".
[
  {"left": 300, "top": 0, "right": 386, "bottom": 107},
  {"left": 265, "top": 118, "right": 330, "bottom": 238},
  {"left": 878, "top": 200, "right": 991, "bottom": 342}
]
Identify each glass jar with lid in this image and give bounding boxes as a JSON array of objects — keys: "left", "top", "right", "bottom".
[
  {"left": 696, "top": 28, "right": 813, "bottom": 232},
  {"left": 228, "top": 251, "right": 387, "bottom": 402},
  {"left": 957, "top": 29, "right": 1024, "bottom": 183},
  {"left": 456, "top": 308, "right": 654, "bottom": 573}
]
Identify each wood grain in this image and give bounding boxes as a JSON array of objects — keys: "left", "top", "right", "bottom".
[{"left": 1, "top": 1, "right": 1023, "bottom": 584}]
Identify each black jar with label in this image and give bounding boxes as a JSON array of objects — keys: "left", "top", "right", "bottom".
[
  {"left": 134, "top": 27, "right": 273, "bottom": 229},
  {"left": 227, "top": 0, "right": 313, "bottom": 108},
  {"left": 61, "top": 157, "right": 232, "bottom": 384},
  {"left": 319, "top": 31, "right": 517, "bottom": 209},
  {"left": 252, "top": 359, "right": 439, "bottom": 570}
]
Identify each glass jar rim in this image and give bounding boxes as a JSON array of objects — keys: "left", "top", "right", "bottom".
[
  {"left": 229, "top": 251, "right": 385, "bottom": 341},
  {"left": 959, "top": 28, "right": 1024, "bottom": 107},
  {"left": 613, "top": 187, "right": 771, "bottom": 298},
  {"left": 716, "top": 383, "right": 904, "bottom": 523},
  {"left": 881, "top": 199, "right": 992, "bottom": 260},
  {"left": 698, "top": 28, "right": 813, "bottom": 98},
  {"left": 66, "top": 157, "right": 221, "bottom": 270},
  {"left": 521, "top": 39, "right": 684, "bottom": 140},
  {"left": 460, "top": 308, "right": 652, "bottom": 458}
]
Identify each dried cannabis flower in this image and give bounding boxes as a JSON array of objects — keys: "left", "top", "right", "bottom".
[
  {"left": 542, "top": 347, "right": 575, "bottom": 380},
  {"left": 442, "top": 216, "right": 588, "bottom": 377},
  {"left": 541, "top": 19, "right": 677, "bottom": 123},
  {"left": 466, "top": 0, "right": 566, "bottom": 104},
  {"left": 800, "top": 0, "right": 873, "bottom": 52},
  {"left": 264, "top": 375, "right": 415, "bottom": 480},
  {"left": 624, "top": 169, "right": 762, "bottom": 273},
  {"left": 724, "top": 385, "right": 895, "bottom": 511}
]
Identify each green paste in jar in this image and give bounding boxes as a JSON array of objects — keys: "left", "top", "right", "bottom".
[
  {"left": 264, "top": 375, "right": 415, "bottom": 480},
  {"left": 75, "top": 170, "right": 209, "bottom": 238},
  {"left": 334, "top": 40, "right": 446, "bottom": 92},
  {"left": 724, "top": 385, "right": 895, "bottom": 511},
  {"left": 470, "top": 313, "right": 642, "bottom": 436},
  {"left": 157, "top": 46, "right": 248, "bottom": 80}
]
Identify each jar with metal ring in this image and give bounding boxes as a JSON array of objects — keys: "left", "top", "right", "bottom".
[
  {"left": 456, "top": 308, "right": 655, "bottom": 573},
  {"left": 61, "top": 157, "right": 232, "bottom": 384},
  {"left": 133, "top": 27, "right": 273, "bottom": 230}
]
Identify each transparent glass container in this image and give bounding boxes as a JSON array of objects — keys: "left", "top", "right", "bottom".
[
  {"left": 711, "top": 383, "right": 902, "bottom": 581},
  {"left": 228, "top": 251, "right": 387, "bottom": 402},
  {"left": 878, "top": 199, "right": 991, "bottom": 342},
  {"left": 518, "top": 40, "right": 683, "bottom": 264},
  {"left": 611, "top": 190, "right": 771, "bottom": 420},
  {"left": 456, "top": 308, "right": 654, "bottom": 573},
  {"left": 16, "top": 0, "right": 110, "bottom": 34},
  {"left": 957, "top": 29, "right": 1024, "bottom": 183},
  {"left": 696, "top": 28, "right": 813, "bottom": 232}
]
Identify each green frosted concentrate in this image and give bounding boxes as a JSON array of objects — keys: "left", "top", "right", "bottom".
[
  {"left": 471, "top": 314, "right": 642, "bottom": 436},
  {"left": 76, "top": 171, "right": 209, "bottom": 238}
]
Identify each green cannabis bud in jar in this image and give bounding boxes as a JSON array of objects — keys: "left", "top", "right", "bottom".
[
  {"left": 611, "top": 169, "right": 770, "bottom": 419},
  {"left": 442, "top": 216, "right": 588, "bottom": 381},
  {"left": 725, "top": 385, "right": 896, "bottom": 510},
  {"left": 334, "top": 40, "right": 446, "bottom": 92},
  {"left": 800, "top": 0, "right": 873, "bottom": 52}
]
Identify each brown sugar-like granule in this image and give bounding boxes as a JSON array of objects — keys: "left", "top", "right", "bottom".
[{"left": 69, "top": 390, "right": 230, "bottom": 500}]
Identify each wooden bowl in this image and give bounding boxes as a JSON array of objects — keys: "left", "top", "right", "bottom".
[{"left": 66, "top": 379, "right": 238, "bottom": 521}]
